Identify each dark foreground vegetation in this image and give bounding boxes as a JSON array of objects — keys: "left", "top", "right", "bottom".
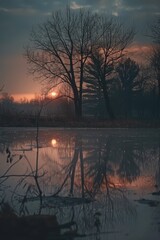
[{"left": 0, "top": 202, "right": 84, "bottom": 240}]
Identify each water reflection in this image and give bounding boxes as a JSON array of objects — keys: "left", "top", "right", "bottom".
[
  {"left": 0, "top": 128, "right": 160, "bottom": 239},
  {"left": 117, "top": 142, "right": 141, "bottom": 183},
  {"left": 51, "top": 139, "right": 57, "bottom": 146}
]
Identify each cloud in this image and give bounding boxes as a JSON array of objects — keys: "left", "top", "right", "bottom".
[
  {"left": 122, "top": 0, "right": 160, "bottom": 7},
  {"left": 126, "top": 44, "right": 151, "bottom": 64},
  {"left": 0, "top": 0, "right": 61, "bottom": 15},
  {"left": 70, "top": 1, "right": 90, "bottom": 9},
  {"left": 0, "top": 7, "right": 38, "bottom": 15},
  {"left": 122, "top": 0, "right": 160, "bottom": 13},
  {"left": 112, "top": 12, "right": 118, "bottom": 17}
]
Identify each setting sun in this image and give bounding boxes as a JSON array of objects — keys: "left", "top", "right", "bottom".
[{"left": 51, "top": 91, "right": 58, "bottom": 98}]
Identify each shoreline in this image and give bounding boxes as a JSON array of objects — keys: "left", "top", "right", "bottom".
[{"left": 1, "top": 119, "right": 160, "bottom": 128}]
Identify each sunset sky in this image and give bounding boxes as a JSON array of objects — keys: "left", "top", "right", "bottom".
[{"left": 0, "top": 0, "right": 160, "bottom": 101}]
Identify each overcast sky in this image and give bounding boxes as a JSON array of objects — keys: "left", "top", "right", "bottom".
[{"left": 0, "top": 0, "right": 160, "bottom": 99}]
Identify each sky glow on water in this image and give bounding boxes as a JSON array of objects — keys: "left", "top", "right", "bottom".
[{"left": 0, "top": 128, "right": 160, "bottom": 239}]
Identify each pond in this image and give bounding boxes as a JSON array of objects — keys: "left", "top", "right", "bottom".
[{"left": 0, "top": 127, "right": 160, "bottom": 239}]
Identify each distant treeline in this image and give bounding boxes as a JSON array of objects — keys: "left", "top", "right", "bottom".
[
  {"left": 0, "top": 65, "right": 159, "bottom": 126},
  {"left": 0, "top": 93, "right": 74, "bottom": 125}
]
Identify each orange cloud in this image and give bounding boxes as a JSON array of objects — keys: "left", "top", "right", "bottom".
[{"left": 126, "top": 44, "right": 151, "bottom": 64}]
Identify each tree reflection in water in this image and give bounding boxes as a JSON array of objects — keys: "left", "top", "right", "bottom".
[
  {"left": 0, "top": 129, "right": 160, "bottom": 239},
  {"left": 117, "top": 142, "right": 141, "bottom": 183}
]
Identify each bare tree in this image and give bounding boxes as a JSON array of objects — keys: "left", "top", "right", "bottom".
[
  {"left": 25, "top": 8, "right": 98, "bottom": 119},
  {"left": 25, "top": 8, "right": 134, "bottom": 120}
]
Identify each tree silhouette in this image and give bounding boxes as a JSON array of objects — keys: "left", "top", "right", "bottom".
[
  {"left": 0, "top": 92, "right": 15, "bottom": 117},
  {"left": 149, "top": 17, "right": 160, "bottom": 117},
  {"left": 116, "top": 58, "right": 140, "bottom": 118},
  {"left": 84, "top": 16, "right": 134, "bottom": 120},
  {"left": 150, "top": 47, "right": 160, "bottom": 116},
  {"left": 83, "top": 76, "right": 105, "bottom": 118},
  {"left": 26, "top": 8, "right": 134, "bottom": 120},
  {"left": 84, "top": 51, "right": 114, "bottom": 119},
  {"left": 83, "top": 52, "right": 108, "bottom": 118},
  {"left": 26, "top": 8, "right": 97, "bottom": 119},
  {"left": 149, "top": 18, "right": 160, "bottom": 44},
  {"left": 117, "top": 143, "right": 140, "bottom": 183}
]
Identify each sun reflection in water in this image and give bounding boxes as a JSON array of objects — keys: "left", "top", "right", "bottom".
[{"left": 51, "top": 139, "right": 57, "bottom": 146}]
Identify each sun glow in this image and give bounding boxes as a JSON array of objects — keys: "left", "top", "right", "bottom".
[
  {"left": 51, "top": 139, "right": 57, "bottom": 146},
  {"left": 51, "top": 91, "right": 58, "bottom": 98}
]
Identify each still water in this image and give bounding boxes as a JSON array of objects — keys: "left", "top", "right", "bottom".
[{"left": 0, "top": 127, "right": 160, "bottom": 239}]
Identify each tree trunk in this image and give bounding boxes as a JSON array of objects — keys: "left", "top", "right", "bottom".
[
  {"left": 79, "top": 142, "right": 85, "bottom": 198},
  {"left": 103, "top": 88, "right": 115, "bottom": 121},
  {"left": 69, "top": 144, "right": 79, "bottom": 196},
  {"left": 74, "top": 98, "right": 82, "bottom": 119},
  {"left": 124, "top": 89, "right": 132, "bottom": 119},
  {"left": 70, "top": 79, "right": 82, "bottom": 119}
]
